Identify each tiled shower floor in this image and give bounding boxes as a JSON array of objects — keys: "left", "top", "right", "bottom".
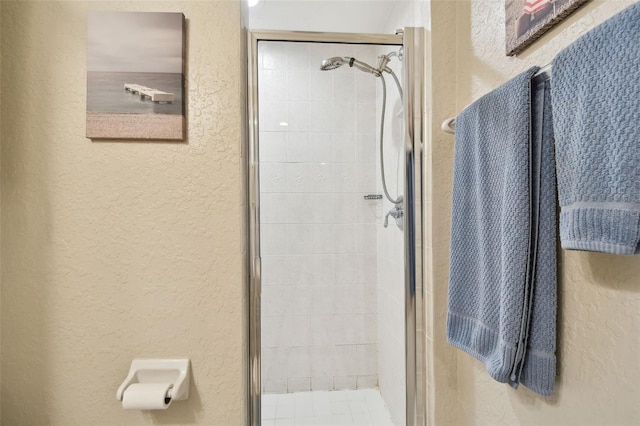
[{"left": 261, "top": 389, "right": 395, "bottom": 426}]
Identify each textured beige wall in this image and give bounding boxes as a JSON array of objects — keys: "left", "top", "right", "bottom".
[
  {"left": 1, "top": 1, "right": 246, "bottom": 425},
  {"left": 0, "top": 2, "right": 2, "bottom": 421},
  {"left": 429, "top": 0, "right": 640, "bottom": 425}
]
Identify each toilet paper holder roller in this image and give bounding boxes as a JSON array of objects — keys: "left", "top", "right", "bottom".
[{"left": 116, "top": 358, "right": 191, "bottom": 403}]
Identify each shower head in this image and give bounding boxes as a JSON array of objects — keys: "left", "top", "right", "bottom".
[
  {"left": 320, "top": 56, "right": 381, "bottom": 76},
  {"left": 320, "top": 57, "right": 347, "bottom": 71}
]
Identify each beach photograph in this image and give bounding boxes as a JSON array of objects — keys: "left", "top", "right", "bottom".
[
  {"left": 505, "top": 0, "right": 591, "bottom": 56},
  {"left": 86, "top": 11, "right": 185, "bottom": 140}
]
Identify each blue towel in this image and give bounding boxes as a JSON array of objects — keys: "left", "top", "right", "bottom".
[
  {"left": 448, "top": 67, "right": 557, "bottom": 396},
  {"left": 552, "top": 3, "right": 640, "bottom": 255}
]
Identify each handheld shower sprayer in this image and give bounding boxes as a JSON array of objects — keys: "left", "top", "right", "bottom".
[
  {"left": 320, "top": 56, "right": 381, "bottom": 76},
  {"left": 319, "top": 49, "right": 405, "bottom": 216},
  {"left": 319, "top": 49, "right": 403, "bottom": 76}
]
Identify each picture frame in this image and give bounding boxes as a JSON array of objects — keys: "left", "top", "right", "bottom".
[
  {"left": 505, "top": 0, "right": 591, "bottom": 56},
  {"left": 86, "top": 12, "right": 186, "bottom": 140}
]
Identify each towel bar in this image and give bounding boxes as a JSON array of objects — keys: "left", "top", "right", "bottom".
[{"left": 441, "top": 64, "right": 552, "bottom": 135}]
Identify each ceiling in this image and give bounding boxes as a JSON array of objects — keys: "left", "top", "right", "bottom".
[{"left": 248, "top": 0, "right": 408, "bottom": 34}]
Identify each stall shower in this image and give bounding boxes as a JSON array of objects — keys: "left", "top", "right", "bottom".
[{"left": 256, "top": 39, "right": 407, "bottom": 426}]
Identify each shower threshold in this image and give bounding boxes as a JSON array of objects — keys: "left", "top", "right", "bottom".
[{"left": 261, "top": 388, "right": 395, "bottom": 426}]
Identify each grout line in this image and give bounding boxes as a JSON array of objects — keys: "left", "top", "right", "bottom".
[{"left": 263, "top": 388, "right": 395, "bottom": 425}]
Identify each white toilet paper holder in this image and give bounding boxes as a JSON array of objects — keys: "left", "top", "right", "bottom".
[{"left": 116, "top": 358, "right": 191, "bottom": 403}]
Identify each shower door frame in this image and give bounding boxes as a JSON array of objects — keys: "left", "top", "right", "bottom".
[{"left": 246, "top": 28, "right": 425, "bottom": 426}]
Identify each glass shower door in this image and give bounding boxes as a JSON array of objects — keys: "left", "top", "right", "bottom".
[{"left": 247, "top": 29, "right": 425, "bottom": 426}]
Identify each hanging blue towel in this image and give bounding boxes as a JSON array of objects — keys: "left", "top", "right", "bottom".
[
  {"left": 448, "top": 67, "right": 557, "bottom": 396},
  {"left": 552, "top": 3, "right": 640, "bottom": 255}
]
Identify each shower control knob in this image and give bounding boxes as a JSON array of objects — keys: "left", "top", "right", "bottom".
[{"left": 384, "top": 205, "right": 404, "bottom": 229}]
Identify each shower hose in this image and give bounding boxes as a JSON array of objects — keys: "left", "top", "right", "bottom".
[{"left": 378, "top": 69, "right": 404, "bottom": 205}]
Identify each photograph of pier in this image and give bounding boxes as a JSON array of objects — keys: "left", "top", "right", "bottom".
[{"left": 86, "top": 11, "right": 185, "bottom": 140}]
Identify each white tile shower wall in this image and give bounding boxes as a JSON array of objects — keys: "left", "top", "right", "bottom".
[
  {"left": 375, "top": 45, "right": 407, "bottom": 426},
  {"left": 259, "top": 42, "right": 381, "bottom": 393}
]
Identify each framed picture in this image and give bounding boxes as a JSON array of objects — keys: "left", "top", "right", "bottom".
[
  {"left": 505, "top": 0, "right": 591, "bottom": 56},
  {"left": 87, "top": 12, "right": 186, "bottom": 140}
]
